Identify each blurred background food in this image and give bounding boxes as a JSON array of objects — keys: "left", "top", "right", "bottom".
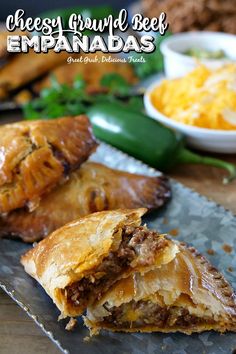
[
  {"left": 1, "top": 0, "right": 236, "bottom": 106},
  {"left": 142, "top": 0, "right": 236, "bottom": 34},
  {"left": 33, "top": 52, "right": 137, "bottom": 94},
  {"left": 160, "top": 32, "right": 236, "bottom": 79},
  {"left": 0, "top": 50, "right": 69, "bottom": 100},
  {"left": 0, "top": 3, "right": 140, "bottom": 105},
  {"left": 0, "top": 50, "right": 137, "bottom": 104},
  {"left": 0, "top": 0, "right": 235, "bottom": 166}
]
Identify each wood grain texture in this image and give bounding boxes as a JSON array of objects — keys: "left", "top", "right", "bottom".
[
  {"left": 0, "top": 289, "right": 60, "bottom": 354},
  {"left": 1, "top": 111, "right": 236, "bottom": 353},
  {"left": 170, "top": 154, "right": 236, "bottom": 214}
]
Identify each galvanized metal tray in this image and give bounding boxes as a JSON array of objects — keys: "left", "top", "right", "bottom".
[{"left": 0, "top": 142, "right": 236, "bottom": 354}]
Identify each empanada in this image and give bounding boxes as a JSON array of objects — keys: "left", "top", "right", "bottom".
[
  {"left": 21, "top": 209, "right": 178, "bottom": 317},
  {"left": 34, "top": 52, "right": 137, "bottom": 94},
  {"left": 0, "top": 51, "right": 69, "bottom": 99},
  {"left": 1, "top": 162, "right": 170, "bottom": 242},
  {"left": 85, "top": 241, "right": 236, "bottom": 335},
  {"left": 0, "top": 116, "right": 97, "bottom": 213}
]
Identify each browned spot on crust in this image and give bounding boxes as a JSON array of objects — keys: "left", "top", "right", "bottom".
[
  {"left": 207, "top": 249, "right": 215, "bottom": 256},
  {"left": 222, "top": 244, "right": 233, "bottom": 254},
  {"left": 169, "top": 228, "right": 179, "bottom": 237}
]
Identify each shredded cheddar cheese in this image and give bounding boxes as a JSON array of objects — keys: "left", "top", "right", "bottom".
[{"left": 150, "top": 64, "right": 236, "bottom": 130}]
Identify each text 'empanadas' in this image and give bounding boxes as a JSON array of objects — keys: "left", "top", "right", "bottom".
[
  {"left": 0, "top": 116, "right": 97, "bottom": 213},
  {"left": 21, "top": 209, "right": 177, "bottom": 317},
  {"left": 1, "top": 162, "right": 170, "bottom": 242}
]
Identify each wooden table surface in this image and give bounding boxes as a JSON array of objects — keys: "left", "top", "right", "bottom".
[
  {"left": 1, "top": 110, "right": 236, "bottom": 354},
  {"left": 170, "top": 154, "right": 236, "bottom": 215}
]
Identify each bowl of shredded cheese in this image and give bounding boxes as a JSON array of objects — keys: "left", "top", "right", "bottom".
[{"left": 144, "top": 64, "right": 236, "bottom": 153}]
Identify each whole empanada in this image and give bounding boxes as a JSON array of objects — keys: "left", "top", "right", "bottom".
[
  {"left": 0, "top": 116, "right": 97, "bottom": 213},
  {"left": 0, "top": 162, "right": 170, "bottom": 242}
]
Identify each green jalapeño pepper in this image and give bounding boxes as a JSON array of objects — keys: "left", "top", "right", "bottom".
[{"left": 87, "top": 101, "right": 236, "bottom": 183}]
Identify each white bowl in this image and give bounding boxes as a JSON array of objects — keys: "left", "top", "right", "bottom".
[
  {"left": 144, "top": 80, "right": 236, "bottom": 153},
  {"left": 160, "top": 32, "right": 236, "bottom": 78}
]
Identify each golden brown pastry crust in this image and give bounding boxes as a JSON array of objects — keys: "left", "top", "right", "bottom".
[
  {"left": 21, "top": 209, "right": 178, "bottom": 317},
  {"left": 0, "top": 51, "right": 69, "bottom": 99},
  {"left": 0, "top": 162, "right": 170, "bottom": 242},
  {"left": 86, "top": 241, "right": 236, "bottom": 334},
  {"left": 84, "top": 320, "right": 235, "bottom": 335},
  {"left": 0, "top": 116, "right": 97, "bottom": 213},
  {"left": 21, "top": 209, "right": 147, "bottom": 317},
  {"left": 34, "top": 53, "right": 138, "bottom": 94}
]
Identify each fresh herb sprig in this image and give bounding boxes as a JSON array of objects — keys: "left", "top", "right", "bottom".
[
  {"left": 24, "top": 76, "right": 91, "bottom": 119},
  {"left": 100, "top": 73, "right": 131, "bottom": 95},
  {"left": 23, "top": 73, "right": 143, "bottom": 120}
]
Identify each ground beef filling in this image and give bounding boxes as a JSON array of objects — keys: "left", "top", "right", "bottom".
[
  {"left": 103, "top": 300, "right": 215, "bottom": 328},
  {"left": 64, "top": 226, "right": 168, "bottom": 308}
]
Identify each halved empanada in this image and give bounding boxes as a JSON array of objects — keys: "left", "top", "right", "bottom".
[
  {"left": 21, "top": 209, "right": 178, "bottom": 317},
  {"left": 1, "top": 162, "right": 170, "bottom": 242},
  {"left": 0, "top": 116, "right": 97, "bottom": 213},
  {"left": 85, "top": 241, "right": 236, "bottom": 335}
]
